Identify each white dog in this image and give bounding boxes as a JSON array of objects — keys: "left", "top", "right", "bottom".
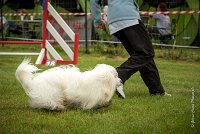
[{"left": 15, "top": 59, "right": 124, "bottom": 111}]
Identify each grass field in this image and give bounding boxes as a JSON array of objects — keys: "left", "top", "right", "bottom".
[{"left": 0, "top": 46, "right": 200, "bottom": 134}]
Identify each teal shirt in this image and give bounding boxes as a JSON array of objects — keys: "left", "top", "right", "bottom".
[
  {"left": 90, "top": 0, "right": 140, "bottom": 34},
  {"left": 90, "top": 0, "right": 141, "bottom": 25}
]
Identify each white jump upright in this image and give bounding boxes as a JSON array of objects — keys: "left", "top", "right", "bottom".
[{"left": 35, "top": 0, "right": 79, "bottom": 65}]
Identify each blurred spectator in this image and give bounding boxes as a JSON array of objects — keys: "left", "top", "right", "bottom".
[
  {"left": 0, "top": 16, "right": 9, "bottom": 37},
  {"left": 6, "top": 9, "right": 32, "bottom": 38},
  {"left": 0, "top": 16, "right": 8, "bottom": 28},
  {"left": 149, "top": 2, "right": 172, "bottom": 44},
  {"left": 16, "top": 9, "right": 30, "bottom": 32}
]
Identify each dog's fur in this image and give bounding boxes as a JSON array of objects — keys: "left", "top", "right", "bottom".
[{"left": 15, "top": 59, "right": 122, "bottom": 111}]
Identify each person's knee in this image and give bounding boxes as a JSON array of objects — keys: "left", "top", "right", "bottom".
[{"left": 142, "top": 49, "right": 155, "bottom": 59}]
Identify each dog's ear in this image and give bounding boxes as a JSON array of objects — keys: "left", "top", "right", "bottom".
[
  {"left": 98, "top": 71, "right": 117, "bottom": 92},
  {"left": 96, "top": 71, "right": 115, "bottom": 81}
]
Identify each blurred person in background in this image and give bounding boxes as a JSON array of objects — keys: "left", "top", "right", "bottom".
[
  {"left": 0, "top": 16, "right": 9, "bottom": 37},
  {"left": 0, "top": 16, "right": 8, "bottom": 28},
  {"left": 149, "top": 2, "right": 172, "bottom": 44}
]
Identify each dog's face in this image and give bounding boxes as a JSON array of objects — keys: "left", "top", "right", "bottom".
[{"left": 93, "top": 64, "right": 122, "bottom": 93}]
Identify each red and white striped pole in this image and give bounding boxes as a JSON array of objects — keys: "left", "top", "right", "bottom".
[{"left": 41, "top": 0, "right": 49, "bottom": 64}]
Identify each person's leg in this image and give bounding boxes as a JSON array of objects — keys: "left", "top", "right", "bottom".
[
  {"left": 139, "top": 59, "right": 165, "bottom": 94},
  {"left": 114, "top": 20, "right": 165, "bottom": 94},
  {"left": 114, "top": 20, "right": 154, "bottom": 83}
]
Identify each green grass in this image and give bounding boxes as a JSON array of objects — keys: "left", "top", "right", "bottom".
[{"left": 0, "top": 45, "right": 200, "bottom": 134}]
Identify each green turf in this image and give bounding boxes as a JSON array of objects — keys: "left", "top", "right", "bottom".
[{"left": 0, "top": 46, "right": 200, "bottom": 134}]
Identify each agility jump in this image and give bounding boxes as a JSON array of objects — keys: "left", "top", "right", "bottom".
[{"left": 0, "top": 0, "right": 80, "bottom": 65}]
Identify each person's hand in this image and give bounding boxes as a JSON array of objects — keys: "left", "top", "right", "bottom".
[{"left": 96, "top": 20, "right": 106, "bottom": 30}]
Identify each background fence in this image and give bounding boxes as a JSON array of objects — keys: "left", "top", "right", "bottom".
[{"left": 0, "top": 0, "right": 200, "bottom": 47}]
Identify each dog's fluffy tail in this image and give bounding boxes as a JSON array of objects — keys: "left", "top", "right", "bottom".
[{"left": 15, "top": 59, "right": 39, "bottom": 87}]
